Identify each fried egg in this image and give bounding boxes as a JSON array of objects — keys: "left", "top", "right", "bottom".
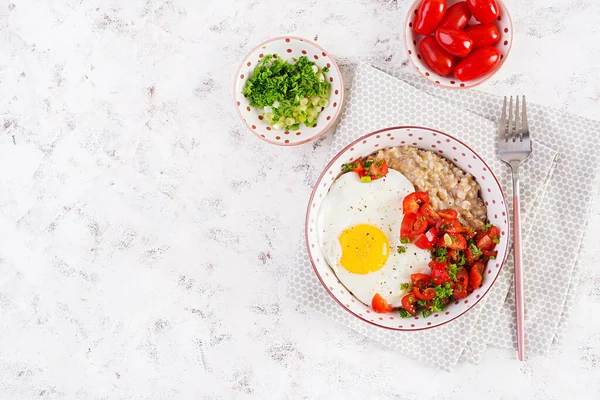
[{"left": 317, "top": 169, "right": 431, "bottom": 308}]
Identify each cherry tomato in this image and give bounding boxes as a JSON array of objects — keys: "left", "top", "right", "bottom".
[
  {"left": 414, "top": 0, "right": 447, "bottom": 36},
  {"left": 454, "top": 46, "right": 501, "bottom": 81},
  {"left": 419, "top": 35, "right": 455, "bottom": 77},
  {"left": 483, "top": 249, "right": 498, "bottom": 261},
  {"left": 401, "top": 293, "right": 416, "bottom": 315},
  {"left": 466, "top": 0, "right": 500, "bottom": 23},
  {"left": 411, "top": 273, "right": 432, "bottom": 288},
  {"left": 435, "top": 218, "right": 460, "bottom": 233},
  {"left": 438, "top": 2, "right": 472, "bottom": 31},
  {"left": 372, "top": 293, "right": 394, "bottom": 313},
  {"left": 413, "top": 286, "right": 436, "bottom": 301},
  {"left": 400, "top": 213, "right": 417, "bottom": 240},
  {"left": 453, "top": 268, "right": 469, "bottom": 298},
  {"left": 486, "top": 225, "right": 500, "bottom": 240},
  {"left": 414, "top": 226, "right": 439, "bottom": 250},
  {"left": 435, "top": 28, "right": 473, "bottom": 58},
  {"left": 464, "top": 23, "right": 500, "bottom": 49},
  {"left": 437, "top": 233, "right": 467, "bottom": 250},
  {"left": 431, "top": 262, "right": 452, "bottom": 285},
  {"left": 469, "top": 261, "right": 484, "bottom": 291},
  {"left": 402, "top": 191, "right": 430, "bottom": 214},
  {"left": 437, "top": 209, "right": 458, "bottom": 220},
  {"left": 417, "top": 203, "right": 440, "bottom": 226}
]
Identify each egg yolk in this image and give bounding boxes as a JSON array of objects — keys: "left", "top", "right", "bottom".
[{"left": 338, "top": 224, "right": 390, "bottom": 274}]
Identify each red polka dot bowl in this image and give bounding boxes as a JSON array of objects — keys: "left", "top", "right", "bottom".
[
  {"left": 404, "top": 0, "right": 513, "bottom": 89},
  {"left": 305, "top": 127, "right": 510, "bottom": 331},
  {"left": 234, "top": 36, "right": 344, "bottom": 146}
]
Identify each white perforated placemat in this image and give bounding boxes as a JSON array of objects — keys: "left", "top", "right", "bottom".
[{"left": 289, "top": 64, "right": 566, "bottom": 370}]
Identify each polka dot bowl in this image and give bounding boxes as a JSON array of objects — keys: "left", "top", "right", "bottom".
[
  {"left": 234, "top": 36, "right": 344, "bottom": 146},
  {"left": 305, "top": 127, "right": 510, "bottom": 331},
  {"left": 404, "top": 0, "right": 513, "bottom": 89}
]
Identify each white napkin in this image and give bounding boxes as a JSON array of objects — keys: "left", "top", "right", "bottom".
[{"left": 289, "top": 64, "right": 598, "bottom": 370}]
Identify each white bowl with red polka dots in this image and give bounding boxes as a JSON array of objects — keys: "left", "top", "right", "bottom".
[
  {"left": 306, "top": 126, "right": 510, "bottom": 331},
  {"left": 234, "top": 36, "right": 344, "bottom": 146},
  {"left": 404, "top": 0, "right": 513, "bottom": 89}
]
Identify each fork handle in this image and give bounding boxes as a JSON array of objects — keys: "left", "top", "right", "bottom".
[{"left": 511, "top": 164, "right": 525, "bottom": 361}]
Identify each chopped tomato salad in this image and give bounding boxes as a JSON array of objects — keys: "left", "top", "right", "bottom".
[
  {"left": 396, "top": 191, "right": 501, "bottom": 318},
  {"left": 342, "top": 157, "right": 390, "bottom": 183}
]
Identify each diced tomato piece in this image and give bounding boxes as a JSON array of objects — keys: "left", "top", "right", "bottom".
[
  {"left": 410, "top": 273, "right": 432, "bottom": 288},
  {"left": 372, "top": 293, "right": 394, "bottom": 313},
  {"left": 447, "top": 249, "right": 459, "bottom": 264},
  {"left": 413, "top": 286, "right": 436, "bottom": 301},
  {"left": 437, "top": 233, "right": 467, "bottom": 250},
  {"left": 402, "top": 192, "right": 429, "bottom": 214},
  {"left": 476, "top": 234, "right": 495, "bottom": 251},
  {"left": 453, "top": 268, "right": 469, "bottom": 299},
  {"left": 367, "top": 158, "right": 389, "bottom": 180},
  {"left": 437, "top": 209, "right": 458, "bottom": 219},
  {"left": 417, "top": 203, "right": 440, "bottom": 225},
  {"left": 414, "top": 227, "right": 439, "bottom": 250},
  {"left": 400, "top": 213, "right": 417, "bottom": 240},
  {"left": 431, "top": 262, "right": 452, "bottom": 285},
  {"left": 411, "top": 215, "right": 428, "bottom": 236},
  {"left": 469, "top": 262, "right": 484, "bottom": 291},
  {"left": 487, "top": 225, "right": 500, "bottom": 239},
  {"left": 401, "top": 293, "right": 416, "bottom": 316},
  {"left": 465, "top": 245, "right": 481, "bottom": 265},
  {"left": 483, "top": 249, "right": 498, "bottom": 261}
]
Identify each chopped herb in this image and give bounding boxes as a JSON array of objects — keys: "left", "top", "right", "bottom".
[
  {"left": 448, "top": 264, "right": 458, "bottom": 282},
  {"left": 400, "top": 238, "right": 411, "bottom": 244},
  {"left": 493, "top": 236, "right": 500, "bottom": 244},
  {"left": 397, "top": 246, "right": 406, "bottom": 254},
  {"left": 361, "top": 176, "right": 372, "bottom": 183},
  {"left": 363, "top": 160, "right": 374, "bottom": 168},
  {"left": 422, "top": 310, "right": 432, "bottom": 318},
  {"left": 399, "top": 309, "right": 413, "bottom": 318},
  {"left": 489, "top": 255, "right": 496, "bottom": 260},
  {"left": 485, "top": 223, "right": 493, "bottom": 230},
  {"left": 341, "top": 163, "right": 353, "bottom": 172},
  {"left": 469, "top": 242, "right": 482, "bottom": 255},
  {"left": 434, "top": 282, "right": 454, "bottom": 299},
  {"left": 439, "top": 224, "right": 448, "bottom": 231},
  {"left": 400, "top": 282, "right": 413, "bottom": 291},
  {"left": 416, "top": 300, "right": 427, "bottom": 307},
  {"left": 456, "top": 251, "right": 466, "bottom": 266},
  {"left": 428, "top": 297, "right": 446, "bottom": 313}
]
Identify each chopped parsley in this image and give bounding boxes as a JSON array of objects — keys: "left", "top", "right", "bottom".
[
  {"left": 399, "top": 309, "right": 413, "bottom": 318},
  {"left": 489, "top": 255, "right": 496, "bottom": 260},
  {"left": 493, "top": 236, "right": 500, "bottom": 244},
  {"left": 434, "top": 247, "right": 448, "bottom": 262},
  {"left": 242, "top": 55, "right": 331, "bottom": 129},
  {"left": 422, "top": 310, "right": 432, "bottom": 318},
  {"left": 485, "top": 223, "right": 493, "bottom": 230},
  {"left": 400, "top": 282, "right": 413, "bottom": 291},
  {"left": 400, "top": 238, "right": 411, "bottom": 244},
  {"left": 469, "top": 242, "right": 482, "bottom": 255},
  {"left": 434, "top": 282, "right": 454, "bottom": 299},
  {"left": 416, "top": 300, "right": 427, "bottom": 307},
  {"left": 448, "top": 264, "right": 458, "bottom": 282},
  {"left": 456, "top": 250, "right": 466, "bottom": 266},
  {"left": 363, "top": 159, "right": 374, "bottom": 169},
  {"left": 428, "top": 297, "right": 446, "bottom": 313},
  {"left": 397, "top": 246, "right": 406, "bottom": 254},
  {"left": 341, "top": 162, "right": 359, "bottom": 172}
]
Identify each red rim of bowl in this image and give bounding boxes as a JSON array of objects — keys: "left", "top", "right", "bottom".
[
  {"left": 233, "top": 36, "right": 345, "bottom": 146},
  {"left": 305, "top": 126, "right": 510, "bottom": 331},
  {"left": 404, "top": 0, "right": 514, "bottom": 89}
]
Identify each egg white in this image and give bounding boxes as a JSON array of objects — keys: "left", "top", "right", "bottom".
[{"left": 317, "top": 169, "right": 432, "bottom": 308}]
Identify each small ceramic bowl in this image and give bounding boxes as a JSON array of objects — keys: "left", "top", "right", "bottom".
[
  {"left": 404, "top": 0, "right": 513, "bottom": 89},
  {"left": 306, "top": 127, "right": 510, "bottom": 331},
  {"left": 234, "top": 36, "right": 344, "bottom": 146}
]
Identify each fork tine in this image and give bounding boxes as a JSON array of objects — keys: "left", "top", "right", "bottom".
[
  {"left": 507, "top": 96, "right": 514, "bottom": 141},
  {"left": 499, "top": 96, "right": 507, "bottom": 142},
  {"left": 514, "top": 96, "right": 520, "bottom": 142},
  {"left": 521, "top": 96, "right": 529, "bottom": 139}
]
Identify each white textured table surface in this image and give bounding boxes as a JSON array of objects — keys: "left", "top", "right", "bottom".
[{"left": 1, "top": 0, "right": 600, "bottom": 399}]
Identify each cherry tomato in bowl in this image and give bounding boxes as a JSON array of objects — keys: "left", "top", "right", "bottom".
[
  {"left": 466, "top": 0, "right": 500, "bottom": 23},
  {"left": 405, "top": 0, "right": 512, "bottom": 89},
  {"left": 454, "top": 46, "right": 501, "bottom": 81},
  {"left": 435, "top": 28, "right": 474, "bottom": 57},
  {"left": 414, "top": 0, "right": 447, "bottom": 35}
]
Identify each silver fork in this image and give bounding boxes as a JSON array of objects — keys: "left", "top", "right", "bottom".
[{"left": 498, "top": 96, "right": 532, "bottom": 362}]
